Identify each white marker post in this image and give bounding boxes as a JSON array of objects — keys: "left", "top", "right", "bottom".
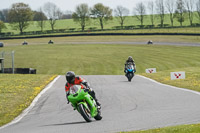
[
  {"left": 146, "top": 68, "right": 156, "bottom": 73},
  {"left": 171, "top": 71, "right": 185, "bottom": 80}
]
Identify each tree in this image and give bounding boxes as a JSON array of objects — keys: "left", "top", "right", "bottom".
[
  {"left": 60, "top": 11, "right": 72, "bottom": 19},
  {"left": 174, "top": 0, "right": 186, "bottom": 26},
  {"left": 148, "top": 1, "right": 155, "bottom": 26},
  {"left": 197, "top": 0, "right": 200, "bottom": 23},
  {"left": 34, "top": 8, "right": 47, "bottom": 32},
  {"left": 156, "top": 0, "right": 165, "bottom": 27},
  {"left": 72, "top": 3, "right": 90, "bottom": 31},
  {"left": 0, "top": 9, "right": 9, "bottom": 22},
  {"left": 0, "top": 21, "right": 6, "bottom": 33},
  {"left": 8, "top": 3, "right": 32, "bottom": 34},
  {"left": 43, "top": 2, "right": 61, "bottom": 31},
  {"left": 33, "top": 10, "right": 47, "bottom": 21},
  {"left": 0, "top": 11, "right": 4, "bottom": 21},
  {"left": 185, "top": 0, "right": 195, "bottom": 26},
  {"left": 134, "top": 2, "right": 146, "bottom": 27},
  {"left": 90, "top": 3, "right": 112, "bottom": 30},
  {"left": 165, "top": 0, "right": 175, "bottom": 27},
  {"left": 114, "top": 6, "right": 129, "bottom": 29}
]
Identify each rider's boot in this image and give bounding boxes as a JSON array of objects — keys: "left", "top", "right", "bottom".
[{"left": 89, "top": 90, "right": 101, "bottom": 107}]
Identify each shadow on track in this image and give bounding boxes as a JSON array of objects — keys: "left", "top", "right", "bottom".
[
  {"left": 118, "top": 80, "right": 135, "bottom": 82},
  {"left": 42, "top": 121, "right": 88, "bottom": 127}
]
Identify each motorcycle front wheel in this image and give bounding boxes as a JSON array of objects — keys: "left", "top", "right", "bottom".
[
  {"left": 94, "top": 108, "right": 102, "bottom": 120},
  {"left": 78, "top": 104, "right": 92, "bottom": 122},
  {"left": 128, "top": 73, "right": 133, "bottom": 82}
]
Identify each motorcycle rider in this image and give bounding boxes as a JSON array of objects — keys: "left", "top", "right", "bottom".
[
  {"left": 65, "top": 71, "right": 101, "bottom": 107},
  {"left": 124, "top": 56, "right": 136, "bottom": 74}
]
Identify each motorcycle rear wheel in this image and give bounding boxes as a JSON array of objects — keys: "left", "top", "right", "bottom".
[{"left": 79, "top": 104, "right": 92, "bottom": 122}]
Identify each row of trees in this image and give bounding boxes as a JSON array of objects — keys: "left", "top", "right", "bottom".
[
  {"left": 0, "top": 0, "right": 200, "bottom": 34},
  {"left": 0, "top": 2, "right": 72, "bottom": 34},
  {"left": 133, "top": 0, "right": 200, "bottom": 27}
]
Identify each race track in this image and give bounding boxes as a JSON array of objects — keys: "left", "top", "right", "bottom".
[
  {"left": 1, "top": 75, "right": 200, "bottom": 133},
  {"left": 5, "top": 41, "right": 200, "bottom": 47}
]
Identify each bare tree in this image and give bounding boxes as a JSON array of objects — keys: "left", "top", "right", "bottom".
[
  {"left": 57, "top": 9, "right": 63, "bottom": 20},
  {"left": 34, "top": 8, "right": 47, "bottom": 32},
  {"left": 165, "top": 0, "right": 175, "bottom": 27},
  {"left": 134, "top": 2, "right": 146, "bottom": 27},
  {"left": 43, "top": 2, "right": 61, "bottom": 31},
  {"left": 148, "top": 1, "right": 155, "bottom": 26},
  {"left": 185, "top": 0, "right": 195, "bottom": 26},
  {"left": 114, "top": 6, "right": 129, "bottom": 29},
  {"left": 197, "top": 0, "right": 200, "bottom": 23},
  {"left": 72, "top": 3, "right": 90, "bottom": 31},
  {"left": 174, "top": 0, "right": 186, "bottom": 26},
  {"left": 90, "top": 3, "right": 112, "bottom": 30},
  {"left": 61, "top": 11, "right": 72, "bottom": 19},
  {"left": 156, "top": 0, "right": 165, "bottom": 27}
]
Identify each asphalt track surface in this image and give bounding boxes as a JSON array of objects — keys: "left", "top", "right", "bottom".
[
  {"left": 56, "top": 41, "right": 200, "bottom": 46},
  {"left": 4, "top": 41, "right": 200, "bottom": 47},
  {"left": 1, "top": 75, "right": 200, "bottom": 133}
]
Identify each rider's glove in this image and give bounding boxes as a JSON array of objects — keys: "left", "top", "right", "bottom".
[
  {"left": 82, "top": 82, "right": 90, "bottom": 89},
  {"left": 84, "top": 88, "right": 90, "bottom": 92}
]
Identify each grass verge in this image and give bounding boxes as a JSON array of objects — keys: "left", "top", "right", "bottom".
[
  {"left": 141, "top": 67, "right": 200, "bottom": 92},
  {"left": 121, "top": 123, "right": 200, "bottom": 133},
  {"left": 0, "top": 74, "right": 57, "bottom": 126}
]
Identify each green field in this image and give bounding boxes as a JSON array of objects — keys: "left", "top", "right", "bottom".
[
  {"left": 1, "top": 43, "right": 200, "bottom": 75},
  {"left": 0, "top": 40, "right": 200, "bottom": 132},
  {"left": 2, "top": 14, "right": 200, "bottom": 34}
]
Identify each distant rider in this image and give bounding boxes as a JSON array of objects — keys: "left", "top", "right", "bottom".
[
  {"left": 124, "top": 56, "right": 136, "bottom": 74},
  {"left": 65, "top": 71, "right": 101, "bottom": 106}
]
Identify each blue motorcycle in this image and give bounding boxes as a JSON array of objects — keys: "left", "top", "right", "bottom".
[{"left": 125, "top": 63, "right": 135, "bottom": 82}]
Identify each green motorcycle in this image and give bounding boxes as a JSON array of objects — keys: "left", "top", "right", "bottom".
[{"left": 67, "top": 85, "right": 102, "bottom": 122}]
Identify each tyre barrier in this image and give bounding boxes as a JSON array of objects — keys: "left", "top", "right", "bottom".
[{"left": 1, "top": 68, "right": 36, "bottom": 74}]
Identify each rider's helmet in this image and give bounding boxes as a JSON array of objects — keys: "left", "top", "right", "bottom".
[
  {"left": 128, "top": 56, "right": 133, "bottom": 61},
  {"left": 66, "top": 71, "right": 75, "bottom": 84}
]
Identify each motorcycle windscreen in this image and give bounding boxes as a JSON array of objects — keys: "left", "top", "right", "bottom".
[
  {"left": 69, "top": 85, "right": 80, "bottom": 95},
  {"left": 127, "top": 65, "right": 134, "bottom": 72}
]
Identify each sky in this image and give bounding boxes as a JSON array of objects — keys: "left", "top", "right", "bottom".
[{"left": 0, "top": 0, "right": 152, "bottom": 12}]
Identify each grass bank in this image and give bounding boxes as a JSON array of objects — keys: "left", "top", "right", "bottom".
[
  {"left": 0, "top": 74, "right": 57, "bottom": 126},
  {"left": 2, "top": 15, "right": 200, "bottom": 34},
  {"left": 121, "top": 123, "right": 200, "bottom": 133}
]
